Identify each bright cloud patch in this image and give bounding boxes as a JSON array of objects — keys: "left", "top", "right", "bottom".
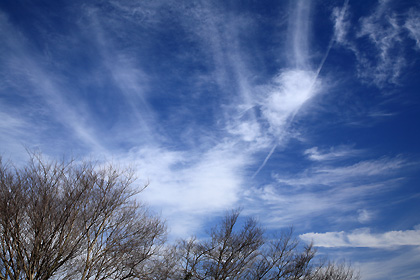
[
  {"left": 262, "top": 70, "right": 319, "bottom": 136},
  {"left": 119, "top": 144, "right": 249, "bottom": 236}
]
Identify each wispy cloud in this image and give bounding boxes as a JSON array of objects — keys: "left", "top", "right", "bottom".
[
  {"left": 357, "top": 209, "right": 375, "bottom": 224},
  {"left": 300, "top": 225, "right": 420, "bottom": 248},
  {"left": 243, "top": 153, "right": 408, "bottom": 229},
  {"left": 332, "top": 0, "right": 350, "bottom": 45},
  {"left": 304, "top": 145, "right": 361, "bottom": 161},
  {"left": 404, "top": 9, "right": 420, "bottom": 49},
  {"left": 357, "top": 4, "right": 405, "bottom": 86},
  {"left": 0, "top": 16, "right": 107, "bottom": 157},
  {"left": 288, "top": 0, "right": 312, "bottom": 69},
  {"left": 245, "top": 178, "right": 400, "bottom": 229},
  {"left": 332, "top": 1, "right": 420, "bottom": 87},
  {"left": 81, "top": 8, "right": 157, "bottom": 146},
  {"left": 276, "top": 156, "right": 406, "bottom": 187}
]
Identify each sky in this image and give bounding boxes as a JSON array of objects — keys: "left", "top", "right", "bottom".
[{"left": 1, "top": 0, "right": 420, "bottom": 279}]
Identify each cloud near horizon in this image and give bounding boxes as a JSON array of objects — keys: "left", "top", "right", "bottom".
[{"left": 300, "top": 225, "right": 420, "bottom": 249}]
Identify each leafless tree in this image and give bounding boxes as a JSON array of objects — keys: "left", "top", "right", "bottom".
[
  {"left": 0, "top": 155, "right": 360, "bottom": 280},
  {"left": 0, "top": 154, "right": 166, "bottom": 280},
  {"left": 177, "top": 210, "right": 360, "bottom": 280}
]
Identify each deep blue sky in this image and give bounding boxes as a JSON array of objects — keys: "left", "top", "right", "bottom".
[{"left": 1, "top": 0, "right": 420, "bottom": 279}]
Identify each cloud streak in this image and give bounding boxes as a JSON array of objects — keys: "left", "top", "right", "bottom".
[
  {"left": 276, "top": 156, "right": 406, "bottom": 187},
  {"left": 304, "top": 145, "right": 362, "bottom": 162},
  {"left": 288, "top": 0, "right": 311, "bottom": 69}
]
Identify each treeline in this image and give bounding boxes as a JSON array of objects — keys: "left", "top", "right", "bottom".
[{"left": 0, "top": 155, "right": 359, "bottom": 280}]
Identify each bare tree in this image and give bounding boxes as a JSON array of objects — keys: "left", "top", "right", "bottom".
[
  {"left": 177, "top": 210, "right": 359, "bottom": 280},
  {"left": 0, "top": 155, "right": 166, "bottom": 280},
  {"left": 0, "top": 155, "right": 360, "bottom": 280}
]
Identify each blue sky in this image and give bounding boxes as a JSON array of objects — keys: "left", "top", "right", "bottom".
[{"left": 1, "top": 0, "right": 420, "bottom": 279}]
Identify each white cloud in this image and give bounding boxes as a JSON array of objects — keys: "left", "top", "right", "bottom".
[
  {"left": 261, "top": 69, "right": 319, "bottom": 137},
  {"left": 300, "top": 226, "right": 420, "bottom": 248},
  {"left": 118, "top": 143, "right": 251, "bottom": 237},
  {"left": 227, "top": 119, "right": 263, "bottom": 143}
]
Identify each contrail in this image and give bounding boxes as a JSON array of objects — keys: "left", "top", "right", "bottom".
[
  {"left": 315, "top": 37, "right": 334, "bottom": 82},
  {"left": 252, "top": 0, "right": 349, "bottom": 178},
  {"left": 252, "top": 143, "right": 277, "bottom": 178}
]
